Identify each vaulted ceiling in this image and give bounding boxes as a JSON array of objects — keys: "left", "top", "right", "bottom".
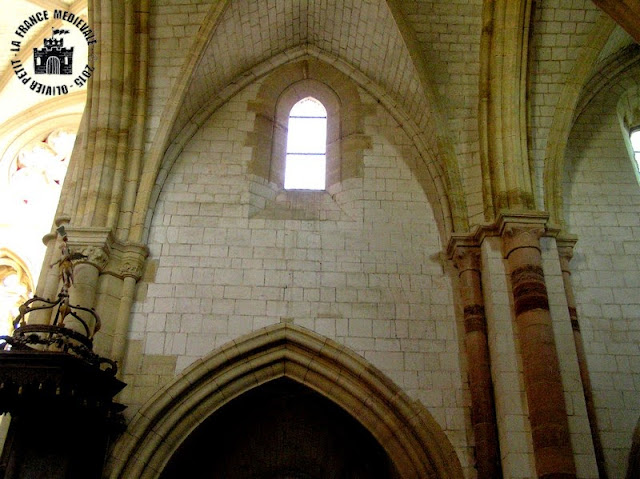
[
  {"left": 1, "top": 0, "right": 639, "bottom": 236},
  {"left": 171, "top": 0, "right": 440, "bottom": 158}
]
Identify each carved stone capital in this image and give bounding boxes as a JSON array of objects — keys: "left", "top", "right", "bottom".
[
  {"left": 557, "top": 235, "right": 578, "bottom": 274},
  {"left": 494, "top": 211, "right": 549, "bottom": 258},
  {"left": 63, "top": 227, "right": 113, "bottom": 272},
  {"left": 109, "top": 243, "right": 148, "bottom": 280},
  {"left": 80, "top": 246, "right": 109, "bottom": 270},
  {"left": 452, "top": 246, "right": 482, "bottom": 274},
  {"left": 557, "top": 248, "right": 572, "bottom": 273},
  {"left": 54, "top": 227, "right": 148, "bottom": 281},
  {"left": 446, "top": 231, "right": 483, "bottom": 272},
  {"left": 501, "top": 225, "right": 545, "bottom": 258},
  {"left": 119, "top": 261, "right": 142, "bottom": 279}
]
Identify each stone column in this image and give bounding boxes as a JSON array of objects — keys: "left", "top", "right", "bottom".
[
  {"left": 502, "top": 223, "right": 577, "bottom": 479},
  {"left": 111, "top": 247, "right": 147, "bottom": 377},
  {"left": 558, "top": 243, "right": 608, "bottom": 478},
  {"left": 453, "top": 246, "right": 502, "bottom": 478},
  {"left": 63, "top": 229, "right": 111, "bottom": 338},
  {"left": 30, "top": 218, "right": 70, "bottom": 326},
  {"left": 67, "top": 262, "right": 101, "bottom": 336}
]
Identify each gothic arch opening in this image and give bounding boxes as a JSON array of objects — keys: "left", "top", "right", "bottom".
[
  {"left": 108, "top": 324, "right": 463, "bottom": 479},
  {"left": 0, "top": 249, "right": 33, "bottom": 336},
  {"left": 159, "top": 378, "right": 399, "bottom": 479}
]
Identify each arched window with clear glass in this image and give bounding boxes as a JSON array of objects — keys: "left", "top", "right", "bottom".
[{"left": 284, "top": 97, "right": 327, "bottom": 190}]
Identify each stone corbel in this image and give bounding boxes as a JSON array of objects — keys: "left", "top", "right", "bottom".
[{"left": 556, "top": 234, "right": 578, "bottom": 274}]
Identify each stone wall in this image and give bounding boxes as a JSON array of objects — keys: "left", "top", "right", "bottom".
[
  {"left": 565, "top": 79, "right": 640, "bottom": 477},
  {"left": 125, "top": 80, "right": 473, "bottom": 474}
]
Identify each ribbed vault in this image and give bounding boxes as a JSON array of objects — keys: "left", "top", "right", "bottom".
[
  {"left": 132, "top": 0, "right": 469, "bottom": 242},
  {"left": 542, "top": 14, "right": 618, "bottom": 227},
  {"left": 549, "top": 45, "right": 640, "bottom": 227},
  {"left": 173, "top": 0, "right": 438, "bottom": 155}
]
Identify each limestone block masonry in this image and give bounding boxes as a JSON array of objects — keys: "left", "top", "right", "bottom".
[
  {"left": 127, "top": 82, "right": 473, "bottom": 472},
  {"left": 5, "top": 1, "right": 640, "bottom": 478}
]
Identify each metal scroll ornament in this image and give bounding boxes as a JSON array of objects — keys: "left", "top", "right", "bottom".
[{"left": 0, "top": 226, "right": 116, "bottom": 375}]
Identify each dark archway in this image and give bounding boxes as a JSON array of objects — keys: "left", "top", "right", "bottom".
[
  {"left": 160, "top": 378, "right": 398, "bottom": 479},
  {"left": 108, "top": 324, "right": 463, "bottom": 479}
]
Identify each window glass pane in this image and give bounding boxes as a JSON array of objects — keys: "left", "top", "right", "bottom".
[
  {"left": 286, "top": 117, "right": 327, "bottom": 154},
  {"left": 631, "top": 129, "right": 640, "bottom": 152},
  {"left": 284, "top": 154, "right": 326, "bottom": 190},
  {"left": 284, "top": 97, "right": 327, "bottom": 191},
  {"left": 290, "top": 97, "right": 326, "bottom": 117}
]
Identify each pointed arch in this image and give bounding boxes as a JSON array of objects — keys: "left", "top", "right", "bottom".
[
  {"left": 283, "top": 96, "right": 328, "bottom": 190},
  {"left": 0, "top": 91, "right": 85, "bottom": 159},
  {"left": 0, "top": 248, "right": 34, "bottom": 335},
  {"left": 543, "top": 14, "right": 617, "bottom": 227},
  {"left": 549, "top": 44, "right": 640, "bottom": 229},
  {"left": 130, "top": 0, "right": 469, "bottom": 243},
  {"left": 134, "top": 47, "right": 456, "bottom": 245},
  {"left": 107, "top": 323, "right": 463, "bottom": 479},
  {"left": 385, "top": 0, "right": 468, "bottom": 232}
]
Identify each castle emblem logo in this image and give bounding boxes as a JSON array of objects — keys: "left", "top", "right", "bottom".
[
  {"left": 9, "top": 10, "right": 97, "bottom": 96},
  {"left": 34, "top": 29, "right": 73, "bottom": 75}
]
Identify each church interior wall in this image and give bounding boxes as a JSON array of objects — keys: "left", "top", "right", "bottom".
[
  {"left": 528, "top": 1, "right": 603, "bottom": 209},
  {"left": 2, "top": 1, "right": 640, "bottom": 478},
  {"left": 564, "top": 72, "right": 640, "bottom": 478},
  {"left": 123, "top": 77, "right": 474, "bottom": 473}
]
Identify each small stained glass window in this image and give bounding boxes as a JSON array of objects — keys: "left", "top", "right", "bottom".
[{"left": 284, "top": 97, "right": 327, "bottom": 190}]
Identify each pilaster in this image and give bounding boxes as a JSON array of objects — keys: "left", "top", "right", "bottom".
[{"left": 558, "top": 237, "right": 608, "bottom": 479}]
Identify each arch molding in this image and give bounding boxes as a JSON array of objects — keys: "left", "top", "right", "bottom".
[{"left": 107, "top": 323, "right": 463, "bottom": 479}]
